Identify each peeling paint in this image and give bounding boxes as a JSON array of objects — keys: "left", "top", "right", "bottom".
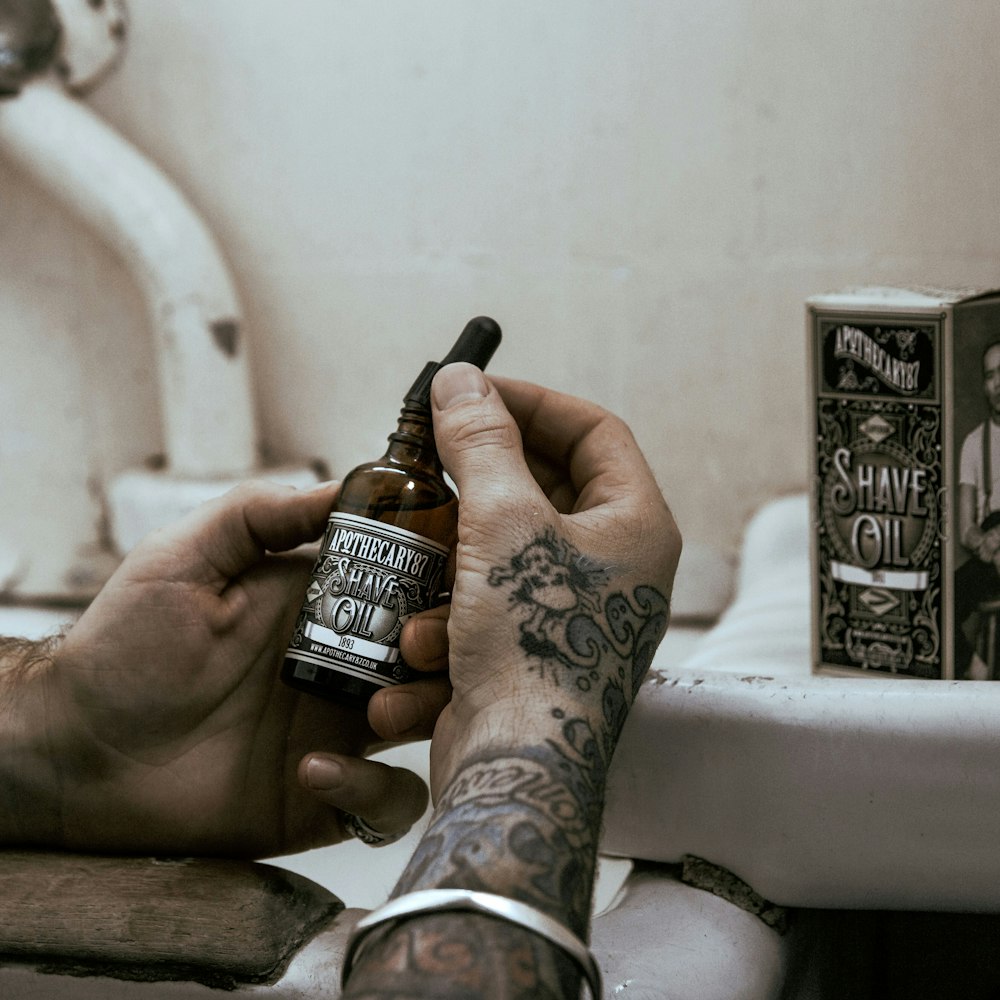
[
  {"left": 648, "top": 670, "right": 677, "bottom": 687},
  {"left": 210, "top": 318, "right": 240, "bottom": 358},
  {"left": 681, "top": 855, "right": 788, "bottom": 933}
]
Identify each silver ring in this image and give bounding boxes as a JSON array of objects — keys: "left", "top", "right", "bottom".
[{"left": 343, "top": 812, "right": 406, "bottom": 848}]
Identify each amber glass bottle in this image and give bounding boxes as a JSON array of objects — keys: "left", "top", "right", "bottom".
[{"left": 281, "top": 317, "right": 502, "bottom": 705}]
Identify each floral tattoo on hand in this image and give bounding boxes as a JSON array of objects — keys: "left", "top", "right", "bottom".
[{"left": 488, "top": 528, "right": 669, "bottom": 698}]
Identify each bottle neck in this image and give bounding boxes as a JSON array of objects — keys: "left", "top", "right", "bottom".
[{"left": 385, "top": 402, "right": 442, "bottom": 469}]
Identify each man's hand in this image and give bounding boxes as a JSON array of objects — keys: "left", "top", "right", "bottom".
[
  {"left": 342, "top": 365, "right": 680, "bottom": 1000},
  {"left": 3, "top": 481, "right": 429, "bottom": 857},
  {"left": 413, "top": 367, "right": 679, "bottom": 796}
]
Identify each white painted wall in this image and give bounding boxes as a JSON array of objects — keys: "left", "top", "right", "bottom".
[{"left": 2, "top": 0, "right": 1000, "bottom": 597}]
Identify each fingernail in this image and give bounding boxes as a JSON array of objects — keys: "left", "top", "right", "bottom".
[
  {"left": 432, "top": 363, "right": 488, "bottom": 410},
  {"left": 385, "top": 691, "right": 423, "bottom": 736},
  {"left": 305, "top": 755, "right": 343, "bottom": 791}
]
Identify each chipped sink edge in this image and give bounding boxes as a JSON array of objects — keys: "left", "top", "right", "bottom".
[
  {"left": 606, "top": 491, "right": 1000, "bottom": 913},
  {"left": 605, "top": 661, "right": 1000, "bottom": 914}
]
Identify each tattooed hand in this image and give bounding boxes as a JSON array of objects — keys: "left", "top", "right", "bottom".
[
  {"left": 400, "top": 367, "right": 680, "bottom": 794},
  {"left": 343, "top": 365, "right": 680, "bottom": 1000}
]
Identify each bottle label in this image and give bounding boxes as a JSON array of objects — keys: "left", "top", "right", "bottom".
[{"left": 285, "top": 512, "right": 449, "bottom": 689}]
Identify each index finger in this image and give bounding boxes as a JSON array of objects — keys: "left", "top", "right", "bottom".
[{"left": 490, "top": 376, "right": 661, "bottom": 515}]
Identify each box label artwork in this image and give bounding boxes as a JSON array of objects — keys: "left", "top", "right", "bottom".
[{"left": 815, "top": 316, "right": 943, "bottom": 677}]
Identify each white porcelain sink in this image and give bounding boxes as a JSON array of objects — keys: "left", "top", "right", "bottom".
[{"left": 604, "top": 494, "right": 1000, "bottom": 913}]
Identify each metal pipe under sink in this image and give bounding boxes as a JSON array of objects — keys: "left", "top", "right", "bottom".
[{"left": 0, "top": 0, "right": 316, "bottom": 576}]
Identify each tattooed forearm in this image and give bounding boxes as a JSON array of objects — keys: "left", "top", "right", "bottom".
[
  {"left": 393, "top": 532, "right": 669, "bottom": 924},
  {"left": 343, "top": 912, "right": 577, "bottom": 999},
  {"left": 342, "top": 531, "right": 671, "bottom": 1000},
  {"left": 397, "top": 749, "right": 600, "bottom": 934}
]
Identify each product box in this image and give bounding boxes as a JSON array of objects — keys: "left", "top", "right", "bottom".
[{"left": 810, "top": 286, "right": 1000, "bottom": 679}]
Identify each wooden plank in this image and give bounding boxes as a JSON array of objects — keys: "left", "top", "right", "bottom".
[{"left": 0, "top": 852, "right": 344, "bottom": 987}]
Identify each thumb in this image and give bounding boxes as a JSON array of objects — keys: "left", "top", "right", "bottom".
[{"left": 431, "top": 363, "right": 537, "bottom": 509}]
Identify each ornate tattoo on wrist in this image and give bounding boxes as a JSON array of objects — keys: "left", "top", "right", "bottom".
[
  {"left": 400, "top": 530, "right": 671, "bottom": 914},
  {"left": 342, "top": 530, "right": 671, "bottom": 999}
]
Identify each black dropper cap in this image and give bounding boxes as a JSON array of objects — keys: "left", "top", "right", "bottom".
[{"left": 404, "top": 316, "right": 503, "bottom": 407}]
